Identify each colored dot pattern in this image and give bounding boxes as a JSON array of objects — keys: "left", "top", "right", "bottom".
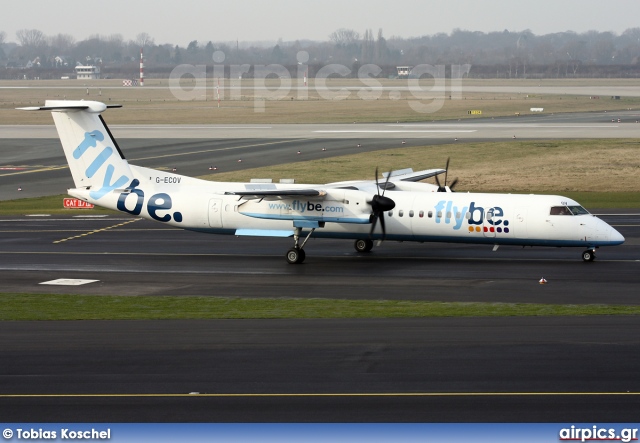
[{"left": 468, "top": 225, "right": 510, "bottom": 234}]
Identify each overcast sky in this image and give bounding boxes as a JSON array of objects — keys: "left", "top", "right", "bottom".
[{"left": 2, "top": 0, "right": 640, "bottom": 46}]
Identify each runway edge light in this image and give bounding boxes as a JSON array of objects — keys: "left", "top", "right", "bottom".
[{"left": 539, "top": 277, "right": 548, "bottom": 284}]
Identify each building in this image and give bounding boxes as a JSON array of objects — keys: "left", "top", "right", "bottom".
[
  {"left": 396, "top": 66, "right": 413, "bottom": 78},
  {"left": 75, "top": 65, "right": 100, "bottom": 80}
]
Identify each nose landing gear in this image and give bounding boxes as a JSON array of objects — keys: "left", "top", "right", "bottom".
[{"left": 582, "top": 249, "right": 596, "bottom": 262}]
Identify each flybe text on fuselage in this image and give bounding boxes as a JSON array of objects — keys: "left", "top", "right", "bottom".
[
  {"left": 269, "top": 200, "right": 345, "bottom": 214},
  {"left": 116, "top": 179, "right": 183, "bottom": 223},
  {"left": 434, "top": 200, "right": 510, "bottom": 233}
]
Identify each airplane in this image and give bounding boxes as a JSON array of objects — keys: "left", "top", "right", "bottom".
[{"left": 19, "top": 100, "right": 624, "bottom": 264}]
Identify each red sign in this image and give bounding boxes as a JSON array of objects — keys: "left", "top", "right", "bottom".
[{"left": 63, "top": 198, "right": 95, "bottom": 209}]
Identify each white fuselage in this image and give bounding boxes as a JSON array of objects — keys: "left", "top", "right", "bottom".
[{"left": 69, "top": 165, "right": 624, "bottom": 249}]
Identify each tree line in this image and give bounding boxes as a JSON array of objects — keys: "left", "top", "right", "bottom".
[{"left": 1, "top": 27, "right": 640, "bottom": 79}]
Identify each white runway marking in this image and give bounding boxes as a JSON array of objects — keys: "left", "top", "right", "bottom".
[
  {"left": 314, "top": 130, "right": 477, "bottom": 133},
  {"left": 39, "top": 278, "right": 99, "bottom": 286}
]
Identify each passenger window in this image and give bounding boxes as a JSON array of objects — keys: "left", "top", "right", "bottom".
[
  {"left": 398, "top": 210, "right": 404, "bottom": 217},
  {"left": 409, "top": 210, "right": 414, "bottom": 217},
  {"left": 419, "top": 210, "right": 424, "bottom": 218},
  {"left": 437, "top": 211, "right": 442, "bottom": 218},
  {"left": 428, "top": 211, "right": 433, "bottom": 218},
  {"left": 465, "top": 212, "right": 471, "bottom": 219},
  {"left": 388, "top": 210, "right": 393, "bottom": 217},
  {"left": 446, "top": 211, "right": 451, "bottom": 219}
]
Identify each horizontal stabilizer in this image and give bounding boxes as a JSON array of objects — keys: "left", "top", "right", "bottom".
[{"left": 18, "top": 104, "right": 122, "bottom": 112}]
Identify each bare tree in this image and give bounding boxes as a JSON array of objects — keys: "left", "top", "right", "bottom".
[
  {"left": 136, "top": 32, "right": 154, "bottom": 48},
  {"left": 16, "top": 29, "right": 46, "bottom": 48},
  {"left": 361, "top": 29, "right": 374, "bottom": 63},
  {"left": 48, "top": 33, "right": 75, "bottom": 54},
  {"left": 0, "top": 31, "right": 6, "bottom": 60},
  {"left": 375, "top": 28, "right": 389, "bottom": 63},
  {"left": 329, "top": 28, "right": 360, "bottom": 47}
]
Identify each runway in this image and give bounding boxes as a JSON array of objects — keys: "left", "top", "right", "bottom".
[
  {"left": 2, "top": 317, "right": 640, "bottom": 422},
  {"left": 1, "top": 110, "right": 640, "bottom": 422},
  {"left": 0, "top": 214, "right": 639, "bottom": 421},
  {"left": 0, "top": 214, "right": 638, "bottom": 304}
]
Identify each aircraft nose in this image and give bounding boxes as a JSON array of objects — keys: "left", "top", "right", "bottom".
[{"left": 609, "top": 226, "right": 625, "bottom": 245}]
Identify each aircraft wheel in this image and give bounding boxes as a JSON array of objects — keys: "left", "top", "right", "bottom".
[
  {"left": 582, "top": 249, "right": 596, "bottom": 262},
  {"left": 354, "top": 239, "right": 374, "bottom": 253},
  {"left": 286, "top": 247, "right": 305, "bottom": 264}
]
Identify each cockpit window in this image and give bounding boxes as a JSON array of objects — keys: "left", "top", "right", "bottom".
[
  {"left": 550, "top": 205, "right": 590, "bottom": 216},
  {"left": 567, "top": 205, "right": 589, "bottom": 215}
]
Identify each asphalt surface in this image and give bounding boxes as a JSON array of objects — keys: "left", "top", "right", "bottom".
[
  {"left": 0, "top": 214, "right": 638, "bottom": 303},
  {"left": 2, "top": 317, "right": 640, "bottom": 422},
  {"left": 0, "top": 214, "right": 639, "bottom": 422},
  {"left": 1, "top": 111, "right": 639, "bottom": 422}
]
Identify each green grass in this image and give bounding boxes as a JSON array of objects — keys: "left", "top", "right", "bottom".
[
  {"left": 2, "top": 294, "right": 640, "bottom": 321},
  {"left": 0, "top": 195, "right": 116, "bottom": 215},
  {"left": 557, "top": 192, "right": 640, "bottom": 209}
]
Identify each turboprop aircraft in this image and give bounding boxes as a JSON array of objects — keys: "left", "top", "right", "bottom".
[{"left": 20, "top": 100, "right": 624, "bottom": 263}]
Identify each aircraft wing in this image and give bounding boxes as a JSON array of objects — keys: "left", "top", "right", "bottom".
[
  {"left": 382, "top": 168, "right": 446, "bottom": 182},
  {"left": 224, "top": 189, "right": 326, "bottom": 200}
]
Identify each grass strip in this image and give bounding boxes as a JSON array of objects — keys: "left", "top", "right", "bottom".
[{"left": 1, "top": 294, "right": 640, "bottom": 321}]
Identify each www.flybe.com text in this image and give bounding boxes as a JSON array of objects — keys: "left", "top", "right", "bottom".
[{"left": 268, "top": 200, "right": 344, "bottom": 213}]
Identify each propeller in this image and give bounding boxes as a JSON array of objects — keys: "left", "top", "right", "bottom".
[
  {"left": 435, "top": 157, "right": 459, "bottom": 192},
  {"left": 368, "top": 168, "right": 396, "bottom": 240}
]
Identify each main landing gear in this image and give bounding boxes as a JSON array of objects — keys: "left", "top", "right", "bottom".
[
  {"left": 354, "top": 239, "right": 374, "bottom": 253},
  {"left": 286, "top": 226, "right": 316, "bottom": 264},
  {"left": 286, "top": 247, "right": 305, "bottom": 264},
  {"left": 582, "top": 249, "right": 596, "bottom": 262}
]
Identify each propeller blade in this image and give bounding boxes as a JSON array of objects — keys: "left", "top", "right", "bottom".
[
  {"left": 369, "top": 214, "right": 378, "bottom": 238},
  {"left": 449, "top": 177, "right": 459, "bottom": 191},
  {"left": 381, "top": 169, "right": 392, "bottom": 197},
  {"left": 369, "top": 167, "right": 396, "bottom": 240},
  {"left": 435, "top": 174, "right": 446, "bottom": 192},
  {"left": 444, "top": 157, "right": 450, "bottom": 187},
  {"left": 379, "top": 212, "right": 387, "bottom": 240}
]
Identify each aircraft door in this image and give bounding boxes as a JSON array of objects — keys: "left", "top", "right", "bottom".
[
  {"left": 208, "top": 198, "right": 223, "bottom": 228},
  {"left": 483, "top": 208, "right": 496, "bottom": 238},
  {"left": 514, "top": 207, "right": 528, "bottom": 238}
]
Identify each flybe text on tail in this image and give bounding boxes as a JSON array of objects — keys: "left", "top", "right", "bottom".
[{"left": 75, "top": 130, "right": 130, "bottom": 200}]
